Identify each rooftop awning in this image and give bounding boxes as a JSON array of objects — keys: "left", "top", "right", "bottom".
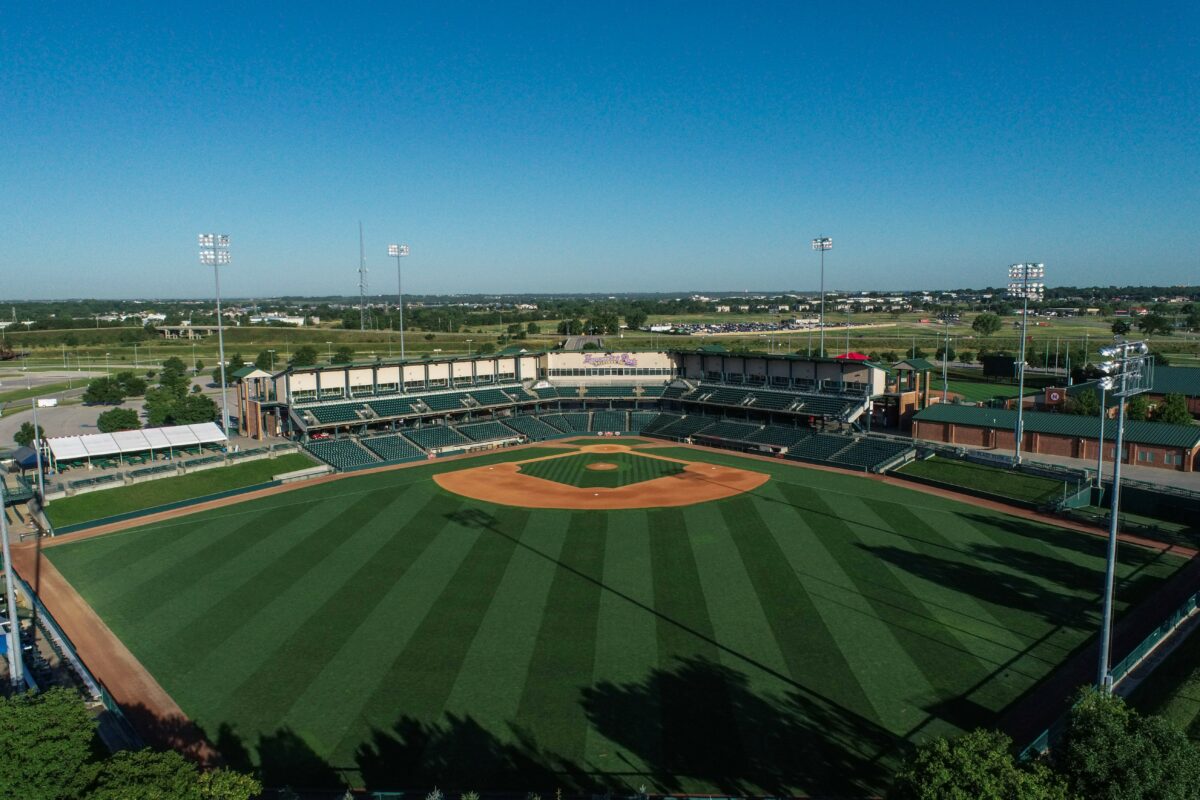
[{"left": 45, "top": 422, "right": 227, "bottom": 461}]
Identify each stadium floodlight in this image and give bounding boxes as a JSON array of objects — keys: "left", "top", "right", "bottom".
[
  {"left": 198, "top": 233, "right": 232, "bottom": 438},
  {"left": 0, "top": 479, "right": 24, "bottom": 688},
  {"left": 388, "top": 243, "right": 411, "bottom": 360},
  {"left": 811, "top": 237, "right": 832, "bottom": 357},
  {"left": 1006, "top": 263, "right": 1047, "bottom": 465},
  {"left": 1094, "top": 339, "right": 1154, "bottom": 693}
]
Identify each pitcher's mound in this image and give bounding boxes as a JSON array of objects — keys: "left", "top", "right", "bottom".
[{"left": 586, "top": 462, "right": 619, "bottom": 471}]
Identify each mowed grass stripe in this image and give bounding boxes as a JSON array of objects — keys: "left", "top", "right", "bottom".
[
  {"left": 201, "top": 492, "right": 443, "bottom": 729},
  {"left": 760, "top": 481, "right": 921, "bottom": 737},
  {"left": 583, "top": 511, "right": 662, "bottom": 782},
  {"left": 344, "top": 505, "right": 523, "bottom": 733},
  {"left": 442, "top": 509, "right": 565, "bottom": 731},
  {"left": 860, "top": 500, "right": 1059, "bottom": 674},
  {"left": 647, "top": 507, "right": 749, "bottom": 779},
  {"left": 717, "top": 496, "right": 875, "bottom": 718},
  {"left": 45, "top": 514, "right": 212, "bottom": 581},
  {"left": 513, "top": 511, "right": 607, "bottom": 764},
  {"left": 188, "top": 491, "right": 446, "bottom": 724},
  {"left": 777, "top": 484, "right": 993, "bottom": 734},
  {"left": 851, "top": 498, "right": 1032, "bottom": 715},
  {"left": 289, "top": 501, "right": 499, "bottom": 759},
  {"left": 156, "top": 487, "right": 420, "bottom": 662},
  {"left": 73, "top": 499, "right": 317, "bottom": 617},
  {"left": 144, "top": 493, "right": 375, "bottom": 672}
]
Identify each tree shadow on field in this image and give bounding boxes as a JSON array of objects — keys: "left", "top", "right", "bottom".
[
  {"left": 354, "top": 713, "right": 602, "bottom": 792},
  {"left": 580, "top": 654, "right": 903, "bottom": 797}
]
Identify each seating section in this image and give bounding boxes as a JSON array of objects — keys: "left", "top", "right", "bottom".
[
  {"left": 628, "top": 411, "right": 661, "bottom": 432},
  {"left": 793, "top": 395, "right": 858, "bottom": 417},
  {"left": 305, "top": 439, "right": 381, "bottom": 470},
  {"left": 702, "top": 386, "right": 751, "bottom": 406},
  {"left": 641, "top": 412, "right": 682, "bottom": 434},
  {"left": 694, "top": 420, "right": 762, "bottom": 441},
  {"left": 308, "top": 403, "right": 365, "bottom": 424},
  {"left": 829, "top": 439, "right": 915, "bottom": 471},
  {"left": 403, "top": 426, "right": 470, "bottom": 451},
  {"left": 746, "top": 391, "right": 797, "bottom": 410},
  {"left": 362, "top": 435, "right": 426, "bottom": 462},
  {"left": 539, "top": 412, "right": 591, "bottom": 432},
  {"left": 456, "top": 421, "right": 520, "bottom": 443},
  {"left": 554, "top": 385, "right": 584, "bottom": 399},
  {"left": 638, "top": 385, "right": 666, "bottom": 398},
  {"left": 367, "top": 397, "right": 420, "bottom": 418},
  {"left": 421, "top": 392, "right": 470, "bottom": 412},
  {"left": 532, "top": 385, "right": 563, "bottom": 399},
  {"left": 746, "top": 426, "right": 812, "bottom": 448},
  {"left": 655, "top": 415, "right": 718, "bottom": 439},
  {"left": 786, "top": 434, "right": 855, "bottom": 463},
  {"left": 504, "top": 415, "right": 563, "bottom": 441},
  {"left": 661, "top": 385, "right": 694, "bottom": 399},
  {"left": 591, "top": 410, "right": 627, "bottom": 432},
  {"left": 469, "top": 389, "right": 512, "bottom": 407},
  {"left": 584, "top": 386, "right": 636, "bottom": 399}
]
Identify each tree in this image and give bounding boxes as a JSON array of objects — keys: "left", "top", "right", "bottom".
[
  {"left": 888, "top": 728, "right": 1068, "bottom": 800},
  {"left": 113, "top": 371, "right": 146, "bottom": 397},
  {"left": 1126, "top": 395, "right": 1151, "bottom": 421},
  {"left": 14, "top": 421, "right": 44, "bottom": 448},
  {"left": 331, "top": 345, "right": 355, "bottom": 364},
  {"left": 972, "top": 313, "right": 1002, "bottom": 337},
  {"left": 959, "top": 350, "right": 974, "bottom": 364},
  {"left": 586, "top": 311, "right": 620, "bottom": 335},
  {"left": 194, "top": 360, "right": 204, "bottom": 373},
  {"left": 209, "top": 352, "right": 243, "bottom": 387},
  {"left": 289, "top": 345, "right": 318, "bottom": 367},
  {"left": 1111, "top": 320, "right": 1131, "bottom": 336},
  {"left": 1157, "top": 393, "right": 1193, "bottom": 426},
  {"left": 82, "top": 376, "right": 126, "bottom": 405},
  {"left": 1055, "top": 687, "right": 1200, "bottom": 800},
  {"left": 1064, "top": 388, "right": 1101, "bottom": 417},
  {"left": 1136, "top": 313, "right": 1172, "bottom": 337},
  {"left": 506, "top": 322, "right": 523, "bottom": 335},
  {"left": 880, "top": 351, "right": 899, "bottom": 363},
  {"left": 624, "top": 309, "right": 648, "bottom": 331},
  {"left": 476, "top": 342, "right": 496, "bottom": 355},
  {"left": 96, "top": 407, "right": 140, "bottom": 433},
  {"left": 557, "top": 318, "right": 584, "bottom": 336},
  {"left": 0, "top": 688, "right": 96, "bottom": 800},
  {"left": 526, "top": 322, "right": 540, "bottom": 335},
  {"left": 935, "top": 345, "right": 956, "bottom": 362},
  {"left": 254, "top": 350, "right": 274, "bottom": 371}
]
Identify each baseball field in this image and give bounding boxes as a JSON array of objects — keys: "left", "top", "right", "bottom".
[{"left": 38, "top": 440, "right": 1186, "bottom": 796}]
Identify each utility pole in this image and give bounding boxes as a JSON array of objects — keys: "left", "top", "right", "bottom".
[{"left": 358, "top": 222, "right": 369, "bottom": 332}]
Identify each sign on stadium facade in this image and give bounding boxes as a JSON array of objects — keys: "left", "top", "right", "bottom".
[{"left": 582, "top": 353, "right": 638, "bottom": 367}]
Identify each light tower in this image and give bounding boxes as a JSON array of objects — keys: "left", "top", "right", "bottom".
[
  {"left": 1007, "top": 263, "right": 1045, "bottom": 465},
  {"left": 358, "top": 222, "right": 369, "bottom": 331},
  {"left": 1, "top": 479, "right": 24, "bottom": 689},
  {"left": 812, "top": 237, "right": 832, "bottom": 357},
  {"left": 198, "top": 234, "right": 232, "bottom": 436},
  {"left": 1095, "top": 340, "right": 1153, "bottom": 691},
  {"left": 388, "top": 243, "right": 411, "bottom": 359}
]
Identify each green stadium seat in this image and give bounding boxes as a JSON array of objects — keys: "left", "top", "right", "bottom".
[{"left": 361, "top": 435, "right": 426, "bottom": 462}]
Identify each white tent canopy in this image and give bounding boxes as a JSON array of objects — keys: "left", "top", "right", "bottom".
[{"left": 46, "top": 422, "right": 226, "bottom": 464}]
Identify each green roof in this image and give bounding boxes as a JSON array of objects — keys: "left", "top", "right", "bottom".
[
  {"left": 1151, "top": 366, "right": 1200, "bottom": 397},
  {"left": 913, "top": 404, "right": 1200, "bottom": 450},
  {"left": 895, "top": 358, "right": 937, "bottom": 372},
  {"left": 230, "top": 366, "right": 261, "bottom": 379}
]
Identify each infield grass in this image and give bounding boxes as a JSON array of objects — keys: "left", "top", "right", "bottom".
[
  {"left": 45, "top": 453, "right": 318, "bottom": 528},
  {"left": 45, "top": 444, "right": 1185, "bottom": 796},
  {"left": 518, "top": 451, "right": 684, "bottom": 488}
]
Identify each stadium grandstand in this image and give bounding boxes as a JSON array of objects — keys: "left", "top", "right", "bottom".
[{"left": 235, "top": 349, "right": 921, "bottom": 474}]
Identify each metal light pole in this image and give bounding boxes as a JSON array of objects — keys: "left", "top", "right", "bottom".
[
  {"left": 198, "top": 234, "right": 232, "bottom": 435},
  {"left": 812, "top": 237, "right": 832, "bottom": 358},
  {"left": 30, "top": 399, "right": 45, "bottom": 501},
  {"left": 388, "top": 244, "right": 411, "bottom": 360},
  {"left": 1007, "top": 263, "right": 1045, "bottom": 465},
  {"left": 0, "top": 478, "right": 24, "bottom": 689},
  {"left": 1095, "top": 380, "right": 1107, "bottom": 489},
  {"left": 1095, "top": 340, "right": 1153, "bottom": 691},
  {"left": 326, "top": 341, "right": 333, "bottom": 363}
]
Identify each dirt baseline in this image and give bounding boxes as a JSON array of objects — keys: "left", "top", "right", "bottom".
[{"left": 435, "top": 451, "right": 769, "bottom": 509}]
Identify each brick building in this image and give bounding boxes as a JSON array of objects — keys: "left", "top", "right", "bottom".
[{"left": 912, "top": 404, "right": 1200, "bottom": 472}]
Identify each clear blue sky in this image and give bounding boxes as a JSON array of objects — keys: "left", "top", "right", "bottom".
[{"left": 1, "top": 2, "right": 1196, "bottom": 299}]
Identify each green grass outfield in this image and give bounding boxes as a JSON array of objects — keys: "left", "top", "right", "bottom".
[
  {"left": 1129, "top": 624, "right": 1200, "bottom": 741},
  {"left": 518, "top": 451, "right": 683, "bottom": 488},
  {"left": 45, "top": 444, "right": 1185, "bottom": 795},
  {"left": 898, "top": 456, "right": 1067, "bottom": 505},
  {"left": 944, "top": 380, "right": 1036, "bottom": 403},
  {"left": 45, "top": 453, "right": 317, "bottom": 528}
]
